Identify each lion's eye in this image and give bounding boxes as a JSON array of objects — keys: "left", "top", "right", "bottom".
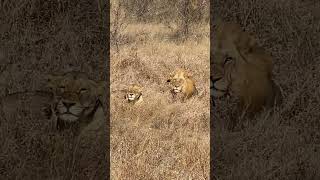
[
  {"left": 56, "top": 86, "right": 65, "bottom": 94},
  {"left": 79, "top": 88, "right": 88, "bottom": 93},
  {"left": 224, "top": 56, "right": 233, "bottom": 65}
]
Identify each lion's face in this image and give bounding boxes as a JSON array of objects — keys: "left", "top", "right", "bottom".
[
  {"left": 211, "top": 22, "right": 282, "bottom": 113},
  {"left": 167, "top": 68, "right": 197, "bottom": 100},
  {"left": 46, "top": 72, "right": 104, "bottom": 123},
  {"left": 170, "top": 78, "right": 185, "bottom": 93},
  {"left": 125, "top": 84, "right": 143, "bottom": 104}
]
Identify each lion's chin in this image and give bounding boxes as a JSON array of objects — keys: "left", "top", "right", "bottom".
[
  {"left": 58, "top": 114, "right": 79, "bottom": 122},
  {"left": 128, "top": 96, "right": 136, "bottom": 101}
]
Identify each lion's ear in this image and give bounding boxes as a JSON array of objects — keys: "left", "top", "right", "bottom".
[
  {"left": 44, "top": 74, "right": 60, "bottom": 91},
  {"left": 167, "top": 73, "right": 173, "bottom": 82},
  {"left": 185, "top": 70, "right": 193, "bottom": 78},
  {"left": 44, "top": 74, "right": 55, "bottom": 83}
]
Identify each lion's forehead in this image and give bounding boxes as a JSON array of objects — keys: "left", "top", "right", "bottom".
[
  {"left": 170, "top": 69, "right": 188, "bottom": 78},
  {"left": 174, "top": 70, "right": 185, "bottom": 76},
  {"left": 67, "top": 79, "right": 90, "bottom": 87},
  {"left": 54, "top": 77, "right": 96, "bottom": 91},
  {"left": 128, "top": 91, "right": 141, "bottom": 95},
  {"left": 128, "top": 88, "right": 141, "bottom": 94},
  {"left": 128, "top": 85, "right": 142, "bottom": 93},
  {"left": 171, "top": 78, "right": 185, "bottom": 85},
  {"left": 216, "top": 22, "right": 243, "bottom": 38},
  {"left": 64, "top": 71, "right": 90, "bottom": 79}
]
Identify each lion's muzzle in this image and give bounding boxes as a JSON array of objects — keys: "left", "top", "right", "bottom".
[
  {"left": 56, "top": 99, "right": 84, "bottom": 122},
  {"left": 211, "top": 77, "right": 229, "bottom": 98},
  {"left": 173, "top": 86, "right": 182, "bottom": 93}
]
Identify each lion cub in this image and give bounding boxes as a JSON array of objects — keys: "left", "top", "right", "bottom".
[
  {"left": 125, "top": 84, "right": 143, "bottom": 105},
  {"left": 167, "top": 68, "right": 198, "bottom": 101}
]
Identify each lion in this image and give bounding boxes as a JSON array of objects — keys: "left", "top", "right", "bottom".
[
  {"left": 211, "top": 22, "right": 283, "bottom": 127},
  {"left": 45, "top": 71, "right": 105, "bottom": 135},
  {"left": 167, "top": 68, "right": 198, "bottom": 101},
  {"left": 124, "top": 84, "right": 143, "bottom": 105}
]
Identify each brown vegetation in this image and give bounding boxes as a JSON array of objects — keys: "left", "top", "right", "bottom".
[
  {"left": 111, "top": 0, "right": 210, "bottom": 179},
  {"left": 212, "top": 1, "right": 320, "bottom": 179},
  {"left": 0, "top": 1, "right": 108, "bottom": 179}
]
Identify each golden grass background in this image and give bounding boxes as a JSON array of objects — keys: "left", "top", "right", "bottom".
[{"left": 110, "top": 22, "right": 210, "bottom": 178}]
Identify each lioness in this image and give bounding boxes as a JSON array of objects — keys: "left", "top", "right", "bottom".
[
  {"left": 211, "top": 22, "right": 282, "bottom": 127},
  {"left": 45, "top": 71, "right": 105, "bottom": 135},
  {"left": 167, "top": 68, "right": 198, "bottom": 101},
  {"left": 124, "top": 84, "right": 143, "bottom": 105}
]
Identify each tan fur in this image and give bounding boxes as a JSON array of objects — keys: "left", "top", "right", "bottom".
[
  {"left": 45, "top": 71, "right": 105, "bottom": 135},
  {"left": 170, "top": 68, "right": 191, "bottom": 79},
  {"left": 211, "top": 22, "right": 282, "bottom": 118},
  {"left": 125, "top": 84, "right": 143, "bottom": 105},
  {"left": 167, "top": 68, "right": 198, "bottom": 101}
]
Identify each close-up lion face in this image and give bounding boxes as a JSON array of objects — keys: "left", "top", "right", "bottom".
[
  {"left": 211, "top": 22, "right": 282, "bottom": 114},
  {"left": 125, "top": 84, "right": 143, "bottom": 104},
  {"left": 46, "top": 71, "right": 104, "bottom": 126}
]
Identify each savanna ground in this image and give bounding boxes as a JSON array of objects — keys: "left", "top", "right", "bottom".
[
  {"left": 212, "top": 0, "right": 320, "bottom": 179},
  {"left": 0, "top": 1, "right": 108, "bottom": 179},
  {"left": 110, "top": 0, "right": 210, "bottom": 179}
]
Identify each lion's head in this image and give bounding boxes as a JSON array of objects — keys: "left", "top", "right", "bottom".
[
  {"left": 211, "top": 22, "right": 282, "bottom": 114},
  {"left": 46, "top": 71, "right": 104, "bottom": 130},
  {"left": 125, "top": 84, "right": 143, "bottom": 104},
  {"left": 167, "top": 68, "right": 198, "bottom": 101}
]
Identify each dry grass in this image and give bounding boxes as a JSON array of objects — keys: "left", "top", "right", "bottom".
[
  {"left": 212, "top": 0, "right": 320, "bottom": 179},
  {"left": 110, "top": 22, "right": 210, "bottom": 179},
  {"left": 0, "top": 1, "right": 108, "bottom": 179},
  {"left": 2, "top": 0, "right": 318, "bottom": 179}
]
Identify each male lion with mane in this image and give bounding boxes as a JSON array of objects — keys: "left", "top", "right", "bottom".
[
  {"left": 211, "top": 22, "right": 283, "bottom": 129},
  {"left": 167, "top": 68, "right": 198, "bottom": 102}
]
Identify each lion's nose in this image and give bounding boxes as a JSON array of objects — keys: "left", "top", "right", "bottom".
[
  {"left": 211, "top": 77, "right": 222, "bottom": 84},
  {"left": 62, "top": 101, "right": 76, "bottom": 108}
]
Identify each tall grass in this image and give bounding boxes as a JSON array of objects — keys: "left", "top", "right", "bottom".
[
  {"left": 110, "top": 18, "right": 210, "bottom": 180},
  {"left": 0, "top": 1, "right": 108, "bottom": 179},
  {"left": 212, "top": 1, "right": 320, "bottom": 179}
]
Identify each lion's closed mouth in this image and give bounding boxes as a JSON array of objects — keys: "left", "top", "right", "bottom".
[
  {"left": 173, "top": 87, "right": 181, "bottom": 92},
  {"left": 59, "top": 113, "right": 79, "bottom": 122}
]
